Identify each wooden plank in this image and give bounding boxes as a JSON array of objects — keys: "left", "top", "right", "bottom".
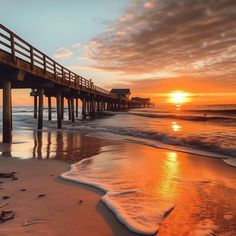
[
  {"left": 0, "top": 41, "right": 11, "bottom": 49},
  {"left": 14, "top": 41, "right": 30, "bottom": 53},
  {"left": 15, "top": 48, "right": 31, "bottom": 59},
  {"left": 0, "top": 32, "right": 11, "bottom": 41}
]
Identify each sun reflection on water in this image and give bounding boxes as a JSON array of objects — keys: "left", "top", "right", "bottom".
[
  {"left": 159, "top": 152, "right": 179, "bottom": 199},
  {"left": 171, "top": 121, "right": 182, "bottom": 132}
]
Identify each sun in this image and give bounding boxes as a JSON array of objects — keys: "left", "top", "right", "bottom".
[{"left": 169, "top": 91, "right": 189, "bottom": 105}]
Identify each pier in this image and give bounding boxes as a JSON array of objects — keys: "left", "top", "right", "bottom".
[{"left": 0, "top": 24, "right": 152, "bottom": 143}]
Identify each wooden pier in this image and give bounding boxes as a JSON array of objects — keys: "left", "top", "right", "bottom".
[{"left": 0, "top": 24, "right": 152, "bottom": 143}]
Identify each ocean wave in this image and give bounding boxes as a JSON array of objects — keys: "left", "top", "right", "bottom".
[
  {"left": 129, "top": 112, "right": 236, "bottom": 123},
  {"left": 74, "top": 126, "right": 236, "bottom": 158},
  {"left": 96, "top": 128, "right": 236, "bottom": 158}
]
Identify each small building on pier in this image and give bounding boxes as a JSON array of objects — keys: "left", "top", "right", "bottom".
[{"left": 110, "top": 89, "right": 130, "bottom": 101}]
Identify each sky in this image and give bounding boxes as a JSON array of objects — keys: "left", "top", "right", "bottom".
[{"left": 0, "top": 0, "right": 236, "bottom": 106}]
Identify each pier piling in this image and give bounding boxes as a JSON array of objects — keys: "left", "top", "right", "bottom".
[
  {"left": 57, "top": 93, "right": 62, "bottom": 129},
  {"left": 2, "top": 80, "right": 12, "bottom": 143},
  {"left": 82, "top": 98, "right": 86, "bottom": 118},
  {"left": 38, "top": 88, "right": 44, "bottom": 129},
  {"left": 34, "top": 95, "right": 37, "bottom": 119},
  {"left": 76, "top": 98, "right": 78, "bottom": 118},
  {"left": 48, "top": 96, "right": 52, "bottom": 121},
  {"left": 61, "top": 96, "right": 64, "bottom": 119},
  {"left": 68, "top": 98, "right": 71, "bottom": 120},
  {"left": 71, "top": 98, "right": 75, "bottom": 122}
]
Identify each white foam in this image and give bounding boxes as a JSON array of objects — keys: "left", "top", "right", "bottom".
[
  {"left": 60, "top": 155, "right": 175, "bottom": 235},
  {"left": 223, "top": 158, "right": 236, "bottom": 168}
]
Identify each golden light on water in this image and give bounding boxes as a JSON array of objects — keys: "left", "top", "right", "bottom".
[
  {"left": 171, "top": 121, "right": 182, "bottom": 132},
  {"left": 169, "top": 91, "right": 190, "bottom": 105},
  {"left": 158, "top": 151, "right": 179, "bottom": 198}
]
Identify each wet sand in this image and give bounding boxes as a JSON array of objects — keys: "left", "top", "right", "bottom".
[
  {"left": 0, "top": 131, "right": 236, "bottom": 235},
  {"left": 0, "top": 157, "right": 137, "bottom": 236}
]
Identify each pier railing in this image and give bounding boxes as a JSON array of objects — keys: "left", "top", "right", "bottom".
[{"left": 0, "top": 24, "right": 114, "bottom": 97}]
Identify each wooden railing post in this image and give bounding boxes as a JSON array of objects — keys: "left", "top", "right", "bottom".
[
  {"left": 30, "top": 46, "right": 34, "bottom": 70},
  {"left": 10, "top": 33, "right": 16, "bottom": 63},
  {"left": 54, "top": 61, "right": 57, "bottom": 80},
  {"left": 62, "top": 67, "right": 64, "bottom": 83},
  {"left": 69, "top": 71, "right": 71, "bottom": 86},
  {"left": 43, "top": 54, "right": 46, "bottom": 75}
]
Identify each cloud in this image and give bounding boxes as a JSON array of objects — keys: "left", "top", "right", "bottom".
[
  {"left": 83, "top": 0, "right": 236, "bottom": 81},
  {"left": 53, "top": 47, "right": 73, "bottom": 59},
  {"left": 110, "top": 76, "right": 236, "bottom": 94},
  {"left": 72, "top": 43, "right": 81, "bottom": 49}
]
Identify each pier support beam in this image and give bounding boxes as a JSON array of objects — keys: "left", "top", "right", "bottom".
[
  {"left": 71, "top": 98, "right": 75, "bottom": 122},
  {"left": 67, "top": 98, "right": 71, "bottom": 120},
  {"left": 48, "top": 96, "right": 52, "bottom": 121},
  {"left": 86, "top": 100, "right": 90, "bottom": 115},
  {"left": 82, "top": 98, "right": 86, "bottom": 118},
  {"left": 76, "top": 98, "right": 79, "bottom": 118},
  {"left": 34, "top": 95, "right": 37, "bottom": 119},
  {"left": 61, "top": 96, "right": 64, "bottom": 120},
  {"left": 38, "top": 88, "right": 44, "bottom": 130},
  {"left": 2, "top": 80, "right": 12, "bottom": 143},
  {"left": 91, "top": 99, "right": 96, "bottom": 116},
  {"left": 57, "top": 93, "right": 62, "bottom": 129}
]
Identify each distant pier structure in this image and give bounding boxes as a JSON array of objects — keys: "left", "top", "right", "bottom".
[{"left": 0, "top": 24, "right": 152, "bottom": 143}]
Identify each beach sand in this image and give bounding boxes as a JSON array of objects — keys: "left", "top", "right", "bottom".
[
  {"left": 0, "top": 157, "right": 137, "bottom": 236},
  {"left": 0, "top": 131, "right": 236, "bottom": 236}
]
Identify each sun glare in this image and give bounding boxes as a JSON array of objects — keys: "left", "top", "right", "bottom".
[{"left": 169, "top": 91, "right": 189, "bottom": 105}]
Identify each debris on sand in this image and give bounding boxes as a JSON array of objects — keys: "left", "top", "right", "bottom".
[
  {"left": 0, "top": 172, "right": 18, "bottom": 181},
  {"left": 0, "top": 211, "right": 15, "bottom": 223},
  {"left": 23, "top": 220, "right": 47, "bottom": 227},
  {"left": 37, "top": 194, "right": 46, "bottom": 198},
  {"left": 2, "top": 196, "right": 10, "bottom": 200}
]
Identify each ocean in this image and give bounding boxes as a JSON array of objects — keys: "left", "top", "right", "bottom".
[{"left": 1, "top": 105, "right": 236, "bottom": 235}]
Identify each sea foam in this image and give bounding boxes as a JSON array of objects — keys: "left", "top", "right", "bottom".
[
  {"left": 60, "top": 153, "right": 175, "bottom": 235},
  {"left": 223, "top": 158, "right": 236, "bottom": 168}
]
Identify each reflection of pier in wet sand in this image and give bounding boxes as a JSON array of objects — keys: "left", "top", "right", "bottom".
[{"left": 1, "top": 131, "right": 115, "bottom": 162}]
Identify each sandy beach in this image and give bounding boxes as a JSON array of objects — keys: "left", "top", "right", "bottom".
[
  {"left": 0, "top": 156, "right": 138, "bottom": 236},
  {"left": 0, "top": 130, "right": 236, "bottom": 236}
]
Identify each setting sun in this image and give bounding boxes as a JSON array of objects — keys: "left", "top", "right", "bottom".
[{"left": 169, "top": 91, "right": 189, "bottom": 104}]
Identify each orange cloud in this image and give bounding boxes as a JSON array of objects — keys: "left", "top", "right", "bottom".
[
  {"left": 53, "top": 47, "right": 73, "bottom": 59},
  {"left": 83, "top": 0, "right": 236, "bottom": 80}
]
